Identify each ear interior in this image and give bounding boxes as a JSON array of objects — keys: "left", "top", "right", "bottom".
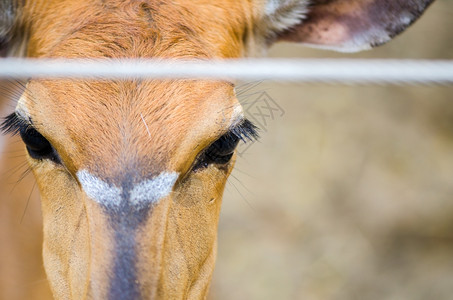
[{"left": 277, "top": 0, "right": 435, "bottom": 52}]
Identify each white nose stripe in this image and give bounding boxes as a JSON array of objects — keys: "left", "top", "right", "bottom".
[
  {"left": 130, "top": 172, "right": 178, "bottom": 207},
  {"left": 77, "top": 170, "right": 122, "bottom": 207},
  {"left": 76, "top": 170, "right": 178, "bottom": 208}
]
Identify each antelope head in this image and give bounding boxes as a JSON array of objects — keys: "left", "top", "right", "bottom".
[{"left": 0, "top": 0, "right": 434, "bottom": 299}]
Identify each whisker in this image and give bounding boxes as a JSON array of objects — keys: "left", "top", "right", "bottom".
[
  {"left": 230, "top": 173, "right": 256, "bottom": 198},
  {"left": 21, "top": 179, "right": 37, "bottom": 224},
  {"left": 0, "top": 149, "right": 26, "bottom": 154},
  {"left": 227, "top": 175, "right": 255, "bottom": 211},
  {"left": 16, "top": 166, "right": 33, "bottom": 185},
  {"left": 1, "top": 160, "right": 28, "bottom": 178},
  {"left": 6, "top": 154, "right": 27, "bottom": 159},
  {"left": 232, "top": 167, "right": 258, "bottom": 179},
  {"left": 0, "top": 79, "right": 27, "bottom": 102},
  {"left": 8, "top": 165, "right": 31, "bottom": 194}
]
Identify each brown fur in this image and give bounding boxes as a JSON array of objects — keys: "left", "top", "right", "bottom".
[
  {"left": 0, "top": 0, "right": 434, "bottom": 299},
  {"left": 11, "top": 2, "right": 252, "bottom": 298},
  {"left": 23, "top": 78, "right": 238, "bottom": 299}
]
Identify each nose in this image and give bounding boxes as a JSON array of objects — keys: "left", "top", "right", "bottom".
[{"left": 76, "top": 169, "right": 179, "bottom": 299}]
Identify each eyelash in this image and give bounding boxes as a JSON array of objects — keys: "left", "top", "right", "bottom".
[
  {"left": 192, "top": 119, "right": 259, "bottom": 171},
  {"left": 1, "top": 112, "right": 30, "bottom": 136},
  {"left": 229, "top": 119, "right": 259, "bottom": 143},
  {"left": 1, "top": 113, "right": 61, "bottom": 163}
]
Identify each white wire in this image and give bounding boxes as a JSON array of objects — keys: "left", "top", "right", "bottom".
[{"left": 0, "top": 58, "right": 452, "bottom": 84}]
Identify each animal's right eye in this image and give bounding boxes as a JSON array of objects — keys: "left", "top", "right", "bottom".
[
  {"left": 19, "top": 126, "right": 60, "bottom": 162},
  {"left": 1, "top": 112, "right": 61, "bottom": 163}
]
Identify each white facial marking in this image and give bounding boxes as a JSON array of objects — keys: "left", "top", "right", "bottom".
[
  {"left": 130, "top": 172, "right": 179, "bottom": 208},
  {"left": 230, "top": 105, "right": 244, "bottom": 127},
  {"left": 16, "top": 93, "right": 31, "bottom": 120},
  {"left": 77, "top": 170, "right": 178, "bottom": 208},
  {"left": 77, "top": 170, "right": 123, "bottom": 207}
]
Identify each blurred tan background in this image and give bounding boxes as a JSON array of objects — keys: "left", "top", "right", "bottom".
[{"left": 211, "top": 1, "right": 453, "bottom": 299}]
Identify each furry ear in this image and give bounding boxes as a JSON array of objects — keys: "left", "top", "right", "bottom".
[
  {"left": 272, "top": 0, "right": 435, "bottom": 52},
  {"left": 0, "top": 0, "right": 26, "bottom": 57}
]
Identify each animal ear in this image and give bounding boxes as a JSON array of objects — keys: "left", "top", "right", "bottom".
[
  {"left": 266, "top": 0, "right": 435, "bottom": 52},
  {"left": 0, "top": 0, "right": 26, "bottom": 57}
]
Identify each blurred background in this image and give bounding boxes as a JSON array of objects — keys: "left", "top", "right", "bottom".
[{"left": 211, "top": 1, "right": 453, "bottom": 299}]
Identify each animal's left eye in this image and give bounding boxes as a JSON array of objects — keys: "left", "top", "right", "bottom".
[
  {"left": 192, "top": 119, "right": 259, "bottom": 172},
  {"left": 193, "top": 134, "right": 240, "bottom": 170}
]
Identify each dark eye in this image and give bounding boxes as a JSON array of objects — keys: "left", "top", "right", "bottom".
[
  {"left": 193, "top": 133, "right": 240, "bottom": 171},
  {"left": 192, "top": 119, "right": 259, "bottom": 172},
  {"left": 19, "top": 126, "right": 60, "bottom": 163},
  {"left": 1, "top": 113, "right": 61, "bottom": 163}
]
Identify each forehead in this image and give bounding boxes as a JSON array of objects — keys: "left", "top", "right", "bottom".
[
  {"left": 20, "top": 79, "right": 240, "bottom": 177},
  {"left": 29, "top": 0, "right": 247, "bottom": 59}
]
